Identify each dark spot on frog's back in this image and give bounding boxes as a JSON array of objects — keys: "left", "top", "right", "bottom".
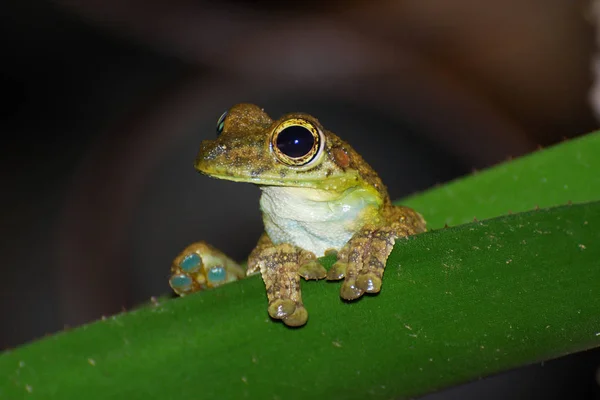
[
  {"left": 279, "top": 169, "right": 288, "bottom": 178},
  {"left": 326, "top": 168, "right": 333, "bottom": 177}
]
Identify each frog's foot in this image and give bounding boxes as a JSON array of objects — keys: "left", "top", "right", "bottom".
[
  {"left": 340, "top": 255, "right": 386, "bottom": 301},
  {"left": 169, "top": 249, "right": 204, "bottom": 296},
  {"left": 264, "top": 263, "right": 309, "bottom": 326},
  {"left": 169, "top": 242, "right": 245, "bottom": 296},
  {"left": 268, "top": 299, "right": 308, "bottom": 327},
  {"left": 298, "top": 260, "right": 327, "bottom": 280},
  {"left": 249, "top": 239, "right": 312, "bottom": 327},
  {"left": 335, "top": 228, "right": 398, "bottom": 301}
]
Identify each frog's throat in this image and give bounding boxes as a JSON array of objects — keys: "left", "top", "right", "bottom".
[{"left": 258, "top": 185, "right": 383, "bottom": 257}]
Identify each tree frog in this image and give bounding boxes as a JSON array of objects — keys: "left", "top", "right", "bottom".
[{"left": 169, "top": 104, "right": 426, "bottom": 327}]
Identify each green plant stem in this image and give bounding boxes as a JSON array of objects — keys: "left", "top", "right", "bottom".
[{"left": 1, "top": 202, "right": 600, "bottom": 399}]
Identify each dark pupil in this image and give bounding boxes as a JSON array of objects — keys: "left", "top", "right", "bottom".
[{"left": 276, "top": 126, "right": 315, "bottom": 158}]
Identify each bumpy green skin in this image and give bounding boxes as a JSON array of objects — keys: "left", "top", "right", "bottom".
[{"left": 171, "top": 104, "right": 426, "bottom": 327}]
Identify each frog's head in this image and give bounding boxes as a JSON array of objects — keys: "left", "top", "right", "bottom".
[{"left": 195, "top": 103, "right": 384, "bottom": 195}]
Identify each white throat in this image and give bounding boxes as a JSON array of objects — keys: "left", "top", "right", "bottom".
[{"left": 259, "top": 186, "right": 379, "bottom": 256}]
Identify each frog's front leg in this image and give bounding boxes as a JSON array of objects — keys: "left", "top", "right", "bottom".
[
  {"left": 327, "top": 205, "right": 426, "bottom": 300},
  {"left": 248, "top": 234, "right": 317, "bottom": 327}
]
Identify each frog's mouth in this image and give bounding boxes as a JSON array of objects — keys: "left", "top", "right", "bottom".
[
  {"left": 199, "top": 168, "right": 356, "bottom": 191},
  {"left": 197, "top": 164, "right": 365, "bottom": 198}
]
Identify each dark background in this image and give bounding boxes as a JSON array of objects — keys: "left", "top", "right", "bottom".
[{"left": 1, "top": 0, "right": 599, "bottom": 398}]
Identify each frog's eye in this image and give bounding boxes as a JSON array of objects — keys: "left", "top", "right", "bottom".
[
  {"left": 271, "top": 118, "right": 322, "bottom": 166},
  {"left": 216, "top": 110, "right": 228, "bottom": 135}
]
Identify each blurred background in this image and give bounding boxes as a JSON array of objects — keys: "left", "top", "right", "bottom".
[{"left": 1, "top": 0, "right": 599, "bottom": 398}]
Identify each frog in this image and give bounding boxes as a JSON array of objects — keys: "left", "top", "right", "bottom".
[{"left": 169, "top": 103, "right": 426, "bottom": 327}]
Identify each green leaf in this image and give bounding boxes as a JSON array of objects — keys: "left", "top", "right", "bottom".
[
  {"left": 401, "top": 133, "right": 600, "bottom": 229},
  {"left": 2, "top": 133, "right": 600, "bottom": 400}
]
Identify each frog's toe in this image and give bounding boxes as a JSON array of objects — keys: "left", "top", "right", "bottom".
[
  {"left": 282, "top": 306, "right": 308, "bottom": 327},
  {"left": 268, "top": 299, "right": 297, "bottom": 320},
  {"left": 340, "top": 281, "right": 364, "bottom": 300},
  {"left": 169, "top": 273, "right": 196, "bottom": 296},
  {"left": 170, "top": 251, "right": 205, "bottom": 296},
  {"left": 268, "top": 299, "right": 308, "bottom": 326},
  {"left": 178, "top": 252, "right": 203, "bottom": 274},
  {"left": 298, "top": 260, "right": 327, "bottom": 280},
  {"left": 326, "top": 261, "right": 347, "bottom": 281},
  {"left": 356, "top": 272, "right": 382, "bottom": 293}
]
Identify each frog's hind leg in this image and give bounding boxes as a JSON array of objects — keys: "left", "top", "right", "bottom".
[
  {"left": 328, "top": 205, "right": 426, "bottom": 300},
  {"left": 248, "top": 234, "right": 314, "bottom": 327},
  {"left": 169, "top": 242, "right": 245, "bottom": 296}
]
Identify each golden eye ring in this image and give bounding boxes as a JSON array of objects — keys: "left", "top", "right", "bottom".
[
  {"left": 216, "top": 110, "right": 228, "bottom": 135},
  {"left": 271, "top": 118, "right": 323, "bottom": 166}
]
